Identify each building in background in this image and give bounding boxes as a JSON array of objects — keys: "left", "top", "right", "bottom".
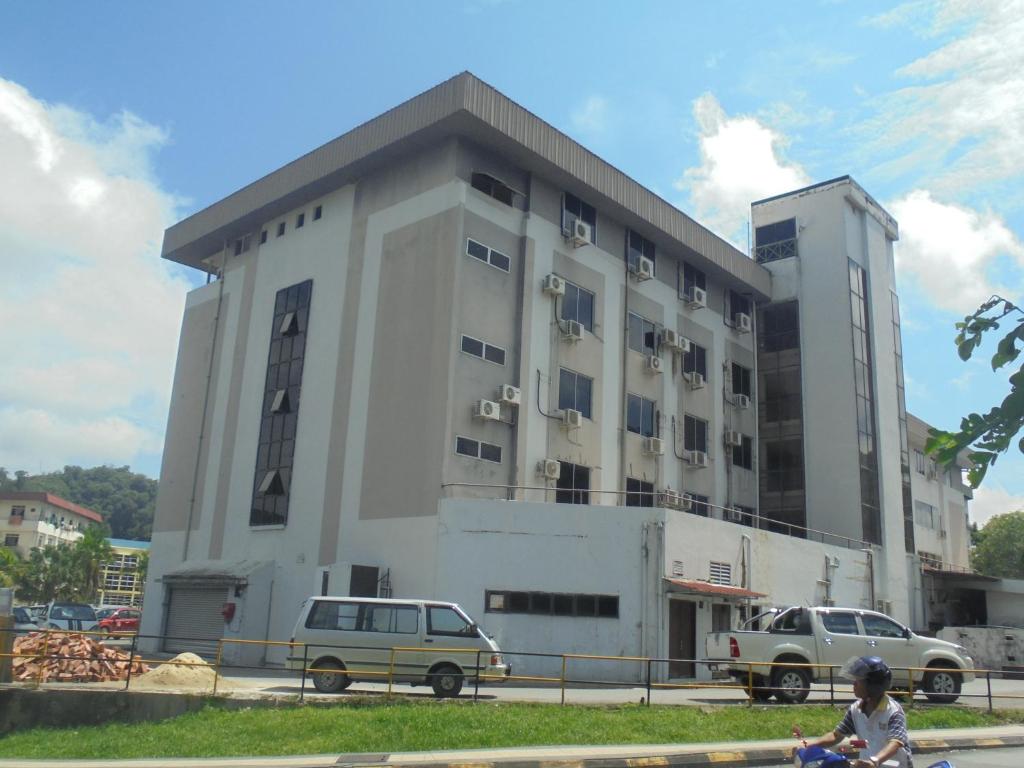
[
  {"left": 98, "top": 539, "right": 150, "bottom": 607},
  {"left": 141, "top": 73, "right": 974, "bottom": 678},
  {"left": 0, "top": 492, "right": 103, "bottom": 559}
]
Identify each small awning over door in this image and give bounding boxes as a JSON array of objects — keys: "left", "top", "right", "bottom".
[{"left": 663, "top": 577, "right": 766, "bottom": 601}]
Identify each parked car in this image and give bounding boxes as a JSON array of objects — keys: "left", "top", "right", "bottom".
[
  {"left": 287, "top": 596, "right": 509, "bottom": 697},
  {"left": 13, "top": 606, "right": 39, "bottom": 634},
  {"left": 42, "top": 601, "right": 99, "bottom": 632},
  {"left": 98, "top": 607, "right": 140, "bottom": 634},
  {"left": 706, "top": 605, "right": 975, "bottom": 704},
  {"left": 95, "top": 607, "right": 119, "bottom": 621}
]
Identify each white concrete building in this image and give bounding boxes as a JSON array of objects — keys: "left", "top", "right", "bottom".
[
  {"left": 1, "top": 492, "right": 103, "bottom": 559},
  {"left": 142, "top": 73, "right": 973, "bottom": 678}
]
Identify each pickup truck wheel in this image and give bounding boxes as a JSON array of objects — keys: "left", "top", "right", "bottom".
[
  {"left": 772, "top": 667, "right": 811, "bottom": 704},
  {"left": 923, "top": 665, "right": 961, "bottom": 704}
]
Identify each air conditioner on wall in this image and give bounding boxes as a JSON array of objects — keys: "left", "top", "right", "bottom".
[
  {"left": 645, "top": 355, "right": 664, "bottom": 374},
  {"left": 687, "top": 450, "right": 709, "bottom": 468},
  {"left": 561, "top": 319, "right": 585, "bottom": 342},
  {"left": 537, "top": 459, "right": 561, "bottom": 480},
  {"left": 643, "top": 437, "right": 664, "bottom": 456},
  {"left": 636, "top": 256, "right": 654, "bottom": 281},
  {"left": 680, "top": 493, "right": 694, "bottom": 511},
  {"left": 658, "top": 489, "right": 681, "bottom": 508},
  {"left": 735, "top": 393, "right": 751, "bottom": 409},
  {"left": 542, "top": 273, "right": 565, "bottom": 296},
  {"left": 571, "top": 219, "right": 592, "bottom": 247},
  {"left": 473, "top": 399, "right": 501, "bottom": 421},
  {"left": 662, "top": 328, "right": 682, "bottom": 350},
  {"left": 687, "top": 286, "right": 707, "bottom": 309},
  {"left": 685, "top": 371, "right": 705, "bottom": 390},
  {"left": 735, "top": 313, "right": 752, "bottom": 333},
  {"left": 562, "top": 408, "right": 584, "bottom": 428},
  {"left": 725, "top": 507, "right": 744, "bottom": 523},
  {"left": 498, "top": 384, "right": 521, "bottom": 406},
  {"left": 725, "top": 429, "right": 744, "bottom": 447}
]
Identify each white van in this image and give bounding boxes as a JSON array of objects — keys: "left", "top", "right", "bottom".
[{"left": 287, "top": 596, "right": 509, "bottom": 697}]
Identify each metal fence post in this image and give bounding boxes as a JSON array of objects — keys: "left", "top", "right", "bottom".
[
  {"left": 212, "top": 639, "right": 224, "bottom": 695},
  {"left": 560, "top": 655, "right": 567, "bottom": 706},
  {"left": 124, "top": 632, "right": 138, "bottom": 691},
  {"left": 473, "top": 649, "right": 481, "bottom": 702},
  {"left": 387, "top": 647, "right": 395, "bottom": 697},
  {"left": 986, "top": 669, "right": 992, "bottom": 713},
  {"left": 747, "top": 663, "right": 753, "bottom": 707},
  {"left": 829, "top": 666, "right": 834, "bottom": 707},
  {"left": 300, "top": 643, "right": 309, "bottom": 702},
  {"left": 645, "top": 658, "right": 652, "bottom": 706},
  {"left": 906, "top": 667, "right": 913, "bottom": 709}
]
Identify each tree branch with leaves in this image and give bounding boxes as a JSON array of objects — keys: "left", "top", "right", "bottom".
[{"left": 927, "top": 295, "right": 1024, "bottom": 487}]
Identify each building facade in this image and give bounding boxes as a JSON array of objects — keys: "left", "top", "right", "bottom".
[
  {"left": 1, "top": 492, "right": 103, "bottom": 559},
  {"left": 141, "top": 73, "right": 972, "bottom": 676},
  {"left": 97, "top": 539, "right": 150, "bottom": 607}
]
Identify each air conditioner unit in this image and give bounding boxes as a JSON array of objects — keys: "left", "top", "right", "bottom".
[
  {"left": 725, "top": 507, "right": 744, "bottom": 523},
  {"left": 680, "top": 493, "right": 694, "bottom": 511},
  {"left": 537, "top": 459, "right": 561, "bottom": 480},
  {"left": 662, "top": 328, "right": 682, "bottom": 350},
  {"left": 562, "top": 408, "right": 584, "bottom": 428},
  {"left": 687, "top": 286, "right": 707, "bottom": 309},
  {"left": 725, "top": 429, "right": 744, "bottom": 447},
  {"left": 561, "top": 319, "right": 585, "bottom": 342},
  {"left": 542, "top": 273, "right": 565, "bottom": 296},
  {"left": 636, "top": 256, "right": 654, "bottom": 281},
  {"left": 645, "top": 355, "right": 664, "bottom": 374},
  {"left": 735, "top": 313, "right": 752, "bottom": 333},
  {"left": 473, "top": 399, "right": 501, "bottom": 421},
  {"left": 658, "top": 489, "right": 682, "bottom": 508},
  {"left": 571, "top": 219, "right": 593, "bottom": 247},
  {"left": 687, "top": 450, "right": 709, "bottom": 468},
  {"left": 498, "top": 384, "right": 521, "bottom": 406},
  {"left": 643, "top": 436, "right": 664, "bottom": 455},
  {"left": 685, "top": 371, "right": 705, "bottom": 390},
  {"left": 735, "top": 393, "right": 751, "bottom": 409}
]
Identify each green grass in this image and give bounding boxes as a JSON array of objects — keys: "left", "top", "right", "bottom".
[{"left": 2, "top": 700, "right": 1023, "bottom": 760}]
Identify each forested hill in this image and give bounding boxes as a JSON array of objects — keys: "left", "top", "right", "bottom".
[{"left": 0, "top": 466, "right": 156, "bottom": 541}]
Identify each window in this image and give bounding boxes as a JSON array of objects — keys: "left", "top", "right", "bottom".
[
  {"left": 914, "top": 500, "right": 938, "bottom": 529},
  {"left": 626, "top": 393, "right": 656, "bottom": 437},
  {"left": 296, "top": 212, "right": 305, "bottom": 228},
  {"left": 862, "top": 614, "right": 906, "bottom": 638},
  {"left": 555, "top": 461, "right": 590, "bottom": 504},
  {"left": 466, "top": 238, "right": 511, "bottom": 272},
  {"left": 625, "top": 477, "right": 654, "bottom": 507},
  {"left": 731, "top": 363, "right": 751, "bottom": 397},
  {"left": 627, "top": 230, "right": 655, "bottom": 274},
  {"left": 460, "top": 334, "right": 506, "bottom": 365},
  {"left": 563, "top": 192, "right": 596, "bottom": 235},
  {"left": 755, "top": 218, "right": 798, "bottom": 263},
  {"left": 485, "top": 590, "right": 618, "bottom": 618},
  {"left": 471, "top": 172, "right": 517, "bottom": 206},
  {"left": 277, "top": 221, "right": 286, "bottom": 237},
  {"left": 850, "top": 260, "right": 881, "bottom": 544},
  {"left": 260, "top": 230, "right": 268, "bottom": 244},
  {"left": 683, "top": 341, "right": 708, "bottom": 379},
  {"left": 687, "top": 493, "right": 710, "bottom": 517},
  {"left": 558, "top": 368, "right": 593, "bottom": 419},
  {"left": 914, "top": 450, "right": 926, "bottom": 474},
  {"left": 627, "top": 312, "right": 657, "bottom": 355},
  {"left": 9, "top": 506, "right": 24, "bottom": 522},
  {"left": 313, "top": 205, "right": 322, "bottom": 221},
  {"left": 729, "top": 290, "right": 751, "bottom": 324},
  {"left": 683, "top": 414, "right": 708, "bottom": 453},
  {"left": 821, "top": 611, "right": 859, "bottom": 635},
  {"left": 364, "top": 604, "right": 419, "bottom": 633},
  {"left": 455, "top": 436, "right": 502, "bottom": 463},
  {"left": 3, "top": 534, "right": 18, "bottom": 547},
  {"left": 764, "top": 439, "right": 804, "bottom": 492},
  {"left": 732, "top": 434, "right": 753, "bottom": 470},
  {"left": 680, "top": 262, "right": 706, "bottom": 299},
  {"left": 562, "top": 281, "right": 595, "bottom": 332},
  {"left": 427, "top": 605, "right": 476, "bottom": 636},
  {"left": 734, "top": 505, "right": 756, "bottom": 527}
]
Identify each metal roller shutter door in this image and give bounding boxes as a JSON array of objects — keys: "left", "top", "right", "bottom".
[{"left": 163, "top": 586, "right": 226, "bottom": 656}]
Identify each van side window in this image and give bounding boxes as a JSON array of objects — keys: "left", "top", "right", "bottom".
[
  {"left": 306, "top": 601, "right": 359, "bottom": 631},
  {"left": 427, "top": 606, "right": 475, "bottom": 637},
  {"left": 363, "top": 604, "right": 418, "bottom": 634}
]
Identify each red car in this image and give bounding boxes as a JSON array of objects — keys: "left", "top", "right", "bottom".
[{"left": 98, "top": 607, "right": 141, "bottom": 634}]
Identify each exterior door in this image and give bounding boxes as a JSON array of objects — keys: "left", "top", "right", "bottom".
[
  {"left": 816, "top": 610, "right": 867, "bottom": 683},
  {"left": 859, "top": 613, "right": 919, "bottom": 686},
  {"left": 668, "top": 600, "right": 696, "bottom": 678},
  {"left": 163, "top": 586, "right": 227, "bottom": 656}
]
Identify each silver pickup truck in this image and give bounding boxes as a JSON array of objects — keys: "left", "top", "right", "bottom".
[{"left": 706, "top": 606, "right": 974, "bottom": 703}]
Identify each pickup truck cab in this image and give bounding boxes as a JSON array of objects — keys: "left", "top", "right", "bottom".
[{"left": 707, "top": 606, "right": 974, "bottom": 704}]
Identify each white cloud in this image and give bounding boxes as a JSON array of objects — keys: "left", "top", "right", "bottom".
[
  {"left": 971, "top": 484, "right": 1024, "bottom": 528},
  {"left": 570, "top": 95, "right": 610, "bottom": 137},
  {"left": 675, "top": 93, "right": 810, "bottom": 246},
  {"left": 890, "top": 190, "right": 1024, "bottom": 313},
  {"left": 0, "top": 78, "right": 190, "bottom": 475},
  {"left": 867, "top": 0, "right": 1024, "bottom": 196}
]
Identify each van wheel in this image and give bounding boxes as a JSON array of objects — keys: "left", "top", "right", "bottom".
[
  {"left": 923, "top": 665, "right": 961, "bottom": 704},
  {"left": 430, "top": 664, "right": 464, "bottom": 698},
  {"left": 772, "top": 667, "right": 810, "bottom": 704},
  {"left": 311, "top": 659, "right": 351, "bottom": 693}
]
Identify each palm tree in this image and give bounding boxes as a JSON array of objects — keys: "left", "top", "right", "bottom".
[{"left": 72, "top": 527, "right": 113, "bottom": 603}]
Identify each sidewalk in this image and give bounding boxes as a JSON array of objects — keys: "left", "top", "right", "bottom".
[{"left": 0, "top": 725, "right": 1022, "bottom": 768}]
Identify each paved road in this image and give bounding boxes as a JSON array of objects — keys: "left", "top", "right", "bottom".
[
  {"left": 213, "top": 668, "right": 1024, "bottom": 708},
  {"left": 765, "top": 745, "right": 1024, "bottom": 766}
]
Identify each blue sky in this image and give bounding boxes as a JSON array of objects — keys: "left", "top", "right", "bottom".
[{"left": 1, "top": 1, "right": 1022, "bottom": 524}]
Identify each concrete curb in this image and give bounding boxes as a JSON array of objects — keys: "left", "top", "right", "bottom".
[{"left": 335, "top": 734, "right": 1024, "bottom": 768}]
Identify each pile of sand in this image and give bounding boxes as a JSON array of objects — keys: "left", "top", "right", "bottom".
[{"left": 130, "top": 652, "right": 223, "bottom": 690}]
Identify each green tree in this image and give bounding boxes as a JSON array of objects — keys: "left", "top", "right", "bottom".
[
  {"left": 927, "top": 296, "right": 1024, "bottom": 487},
  {"left": 0, "top": 547, "right": 23, "bottom": 588},
  {"left": 971, "top": 511, "right": 1024, "bottom": 578},
  {"left": 14, "top": 526, "right": 114, "bottom": 603}
]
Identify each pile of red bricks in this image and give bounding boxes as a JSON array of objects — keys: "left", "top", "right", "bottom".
[{"left": 12, "top": 632, "right": 149, "bottom": 682}]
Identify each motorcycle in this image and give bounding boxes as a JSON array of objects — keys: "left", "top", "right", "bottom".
[{"left": 794, "top": 745, "right": 952, "bottom": 768}]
